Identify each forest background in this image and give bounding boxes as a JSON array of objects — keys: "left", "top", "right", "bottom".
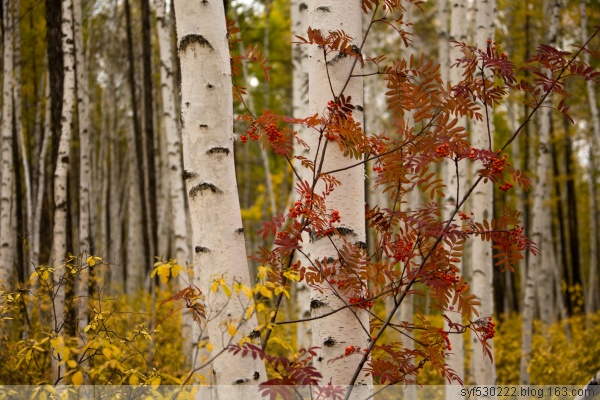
[{"left": 0, "top": 0, "right": 598, "bottom": 396}]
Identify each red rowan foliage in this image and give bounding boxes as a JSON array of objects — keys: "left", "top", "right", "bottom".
[{"left": 216, "top": 2, "right": 600, "bottom": 395}]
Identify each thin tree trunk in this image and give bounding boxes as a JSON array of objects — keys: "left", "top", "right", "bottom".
[
  {"left": 51, "top": 0, "right": 76, "bottom": 382},
  {"left": 0, "top": 0, "right": 15, "bottom": 289},
  {"left": 469, "top": 0, "right": 498, "bottom": 391},
  {"left": 12, "top": 0, "right": 33, "bottom": 280},
  {"left": 32, "top": 72, "right": 51, "bottom": 270},
  {"left": 155, "top": 0, "right": 193, "bottom": 361},
  {"left": 521, "top": 1, "right": 561, "bottom": 384},
  {"left": 124, "top": 0, "right": 148, "bottom": 295},
  {"left": 580, "top": 0, "right": 600, "bottom": 316},
  {"left": 173, "top": 0, "right": 267, "bottom": 392},
  {"left": 445, "top": 0, "right": 468, "bottom": 395},
  {"left": 141, "top": 0, "right": 158, "bottom": 274},
  {"left": 291, "top": 0, "right": 311, "bottom": 352},
  {"left": 73, "top": 0, "right": 91, "bottom": 346}
]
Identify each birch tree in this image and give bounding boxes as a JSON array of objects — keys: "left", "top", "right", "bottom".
[
  {"left": 290, "top": 0, "right": 311, "bottom": 352},
  {"left": 74, "top": 0, "right": 91, "bottom": 342},
  {"left": 155, "top": 0, "right": 193, "bottom": 359},
  {"left": 306, "top": 0, "right": 371, "bottom": 395},
  {"left": 521, "top": 0, "right": 560, "bottom": 385},
  {"left": 445, "top": 0, "right": 468, "bottom": 394},
  {"left": 470, "top": 0, "right": 497, "bottom": 390},
  {"left": 0, "top": 0, "right": 15, "bottom": 298},
  {"left": 50, "top": 0, "right": 76, "bottom": 381},
  {"left": 173, "top": 0, "right": 267, "bottom": 392},
  {"left": 580, "top": 0, "right": 600, "bottom": 316}
]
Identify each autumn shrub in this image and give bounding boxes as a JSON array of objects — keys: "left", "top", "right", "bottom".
[
  {"left": 495, "top": 312, "right": 600, "bottom": 385},
  {"left": 0, "top": 259, "right": 190, "bottom": 386}
]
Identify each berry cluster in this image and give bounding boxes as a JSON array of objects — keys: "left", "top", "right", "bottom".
[
  {"left": 372, "top": 163, "right": 384, "bottom": 173},
  {"left": 349, "top": 296, "right": 374, "bottom": 310},
  {"left": 440, "top": 272, "right": 460, "bottom": 286},
  {"left": 436, "top": 143, "right": 450, "bottom": 157},
  {"left": 393, "top": 240, "right": 413, "bottom": 263},
  {"left": 439, "top": 328, "right": 451, "bottom": 351},
  {"left": 330, "top": 210, "right": 340, "bottom": 224},
  {"left": 484, "top": 316, "right": 496, "bottom": 340},
  {"left": 344, "top": 345, "right": 361, "bottom": 356},
  {"left": 265, "top": 123, "right": 284, "bottom": 145},
  {"left": 240, "top": 124, "right": 259, "bottom": 143},
  {"left": 490, "top": 153, "right": 510, "bottom": 175},
  {"left": 478, "top": 316, "right": 496, "bottom": 341},
  {"left": 458, "top": 212, "right": 473, "bottom": 220},
  {"left": 508, "top": 225, "right": 527, "bottom": 250},
  {"left": 288, "top": 191, "right": 312, "bottom": 219},
  {"left": 499, "top": 182, "right": 513, "bottom": 192}
]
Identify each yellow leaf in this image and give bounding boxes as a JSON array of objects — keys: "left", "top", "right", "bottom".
[
  {"left": 220, "top": 281, "right": 232, "bottom": 298},
  {"left": 150, "top": 376, "right": 161, "bottom": 388},
  {"left": 245, "top": 304, "right": 256, "bottom": 320},
  {"left": 206, "top": 342, "right": 214, "bottom": 352},
  {"left": 71, "top": 371, "right": 83, "bottom": 386},
  {"left": 129, "top": 374, "right": 139, "bottom": 385},
  {"left": 67, "top": 360, "right": 78, "bottom": 369},
  {"left": 259, "top": 285, "right": 273, "bottom": 299},
  {"left": 84, "top": 324, "right": 92, "bottom": 333},
  {"left": 102, "top": 348, "right": 112, "bottom": 359},
  {"left": 242, "top": 285, "right": 253, "bottom": 299},
  {"left": 227, "top": 323, "right": 237, "bottom": 337}
]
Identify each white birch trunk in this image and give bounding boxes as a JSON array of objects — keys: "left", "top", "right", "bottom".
[
  {"left": 445, "top": 0, "right": 468, "bottom": 395},
  {"left": 437, "top": 0, "right": 450, "bottom": 83},
  {"left": 51, "top": 0, "right": 76, "bottom": 382},
  {"left": 580, "top": 0, "right": 600, "bottom": 316},
  {"left": 291, "top": 0, "right": 312, "bottom": 352},
  {"left": 73, "top": 0, "right": 91, "bottom": 343},
  {"left": 155, "top": 0, "right": 194, "bottom": 361},
  {"left": 173, "top": 0, "right": 267, "bottom": 392},
  {"left": 32, "top": 72, "right": 51, "bottom": 271},
  {"left": 307, "top": 1, "right": 371, "bottom": 395},
  {"left": 521, "top": 0, "right": 561, "bottom": 384},
  {"left": 470, "top": 0, "right": 497, "bottom": 391},
  {"left": 0, "top": 0, "right": 15, "bottom": 290}
]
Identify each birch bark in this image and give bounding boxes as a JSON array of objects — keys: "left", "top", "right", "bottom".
[
  {"left": 173, "top": 0, "right": 267, "bottom": 393},
  {"left": 580, "top": 0, "right": 600, "bottom": 316},
  {"left": 307, "top": 0, "right": 371, "bottom": 396},
  {"left": 0, "top": 0, "right": 15, "bottom": 290},
  {"left": 73, "top": 0, "right": 91, "bottom": 341},
  {"left": 444, "top": 0, "right": 468, "bottom": 395},
  {"left": 291, "top": 0, "right": 311, "bottom": 352},
  {"left": 521, "top": 0, "right": 561, "bottom": 384},
  {"left": 470, "top": 0, "right": 497, "bottom": 391},
  {"left": 155, "top": 0, "right": 193, "bottom": 360},
  {"left": 50, "top": 0, "right": 76, "bottom": 382}
]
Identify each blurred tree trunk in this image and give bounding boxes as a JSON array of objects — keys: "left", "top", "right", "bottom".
[
  {"left": 73, "top": 0, "right": 91, "bottom": 343},
  {"left": 580, "top": 0, "right": 600, "bottom": 316},
  {"left": 521, "top": 0, "right": 561, "bottom": 385},
  {"left": 124, "top": 0, "right": 147, "bottom": 295},
  {"left": 155, "top": 0, "right": 193, "bottom": 360}
]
